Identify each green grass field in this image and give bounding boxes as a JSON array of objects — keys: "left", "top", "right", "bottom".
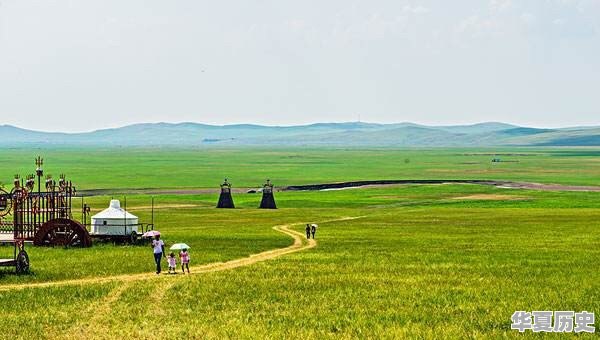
[
  {"left": 0, "top": 148, "right": 599, "bottom": 339},
  {"left": 1, "top": 147, "right": 600, "bottom": 189}
]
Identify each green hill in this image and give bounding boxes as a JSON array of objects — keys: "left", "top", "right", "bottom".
[{"left": 0, "top": 122, "right": 598, "bottom": 147}]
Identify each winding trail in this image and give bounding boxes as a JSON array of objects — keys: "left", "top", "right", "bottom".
[
  {"left": 285, "top": 180, "right": 600, "bottom": 192},
  {"left": 0, "top": 216, "right": 360, "bottom": 292}
]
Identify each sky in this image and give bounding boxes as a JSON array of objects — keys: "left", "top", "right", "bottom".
[{"left": 0, "top": 0, "right": 599, "bottom": 132}]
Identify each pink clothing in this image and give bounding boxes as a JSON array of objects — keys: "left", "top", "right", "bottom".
[
  {"left": 167, "top": 256, "right": 177, "bottom": 267},
  {"left": 179, "top": 251, "right": 190, "bottom": 264}
]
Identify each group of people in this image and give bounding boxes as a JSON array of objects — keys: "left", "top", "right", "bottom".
[
  {"left": 151, "top": 235, "right": 190, "bottom": 275},
  {"left": 305, "top": 223, "right": 318, "bottom": 239},
  {"left": 150, "top": 224, "right": 319, "bottom": 274}
]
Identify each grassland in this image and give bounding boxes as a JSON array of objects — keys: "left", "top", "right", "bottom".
[
  {"left": 1, "top": 147, "right": 600, "bottom": 189},
  {"left": 0, "top": 148, "right": 599, "bottom": 339}
]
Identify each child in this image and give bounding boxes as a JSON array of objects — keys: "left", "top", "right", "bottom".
[
  {"left": 179, "top": 248, "right": 190, "bottom": 274},
  {"left": 305, "top": 224, "right": 311, "bottom": 239},
  {"left": 167, "top": 252, "right": 177, "bottom": 274}
]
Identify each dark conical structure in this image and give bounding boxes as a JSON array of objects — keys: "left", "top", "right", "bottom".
[
  {"left": 217, "top": 179, "right": 235, "bottom": 208},
  {"left": 259, "top": 179, "right": 277, "bottom": 209}
]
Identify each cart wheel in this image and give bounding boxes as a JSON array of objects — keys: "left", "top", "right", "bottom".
[
  {"left": 16, "top": 250, "right": 30, "bottom": 275},
  {"left": 130, "top": 231, "right": 138, "bottom": 244},
  {"left": 33, "top": 218, "right": 92, "bottom": 248}
]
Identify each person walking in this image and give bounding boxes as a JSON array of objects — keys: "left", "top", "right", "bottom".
[
  {"left": 305, "top": 224, "right": 311, "bottom": 240},
  {"left": 179, "top": 248, "right": 190, "bottom": 274},
  {"left": 151, "top": 234, "right": 166, "bottom": 274},
  {"left": 310, "top": 223, "right": 318, "bottom": 239},
  {"left": 167, "top": 252, "right": 177, "bottom": 274}
]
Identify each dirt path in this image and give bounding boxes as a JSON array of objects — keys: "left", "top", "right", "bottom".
[
  {"left": 78, "top": 180, "right": 600, "bottom": 197},
  {"left": 494, "top": 181, "right": 600, "bottom": 192},
  {"left": 0, "top": 216, "right": 359, "bottom": 292},
  {"left": 126, "top": 203, "right": 201, "bottom": 211},
  {"left": 285, "top": 180, "right": 600, "bottom": 192},
  {"left": 57, "top": 282, "right": 134, "bottom": 338}
]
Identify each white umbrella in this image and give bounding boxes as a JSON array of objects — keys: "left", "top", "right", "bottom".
[{"left": 170, "top": 243, "right": 191, "bottom": 250}]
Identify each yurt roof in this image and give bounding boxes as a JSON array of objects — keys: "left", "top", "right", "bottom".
[{"left": 91, "top": 200, "right": 138, "bottom": 220}]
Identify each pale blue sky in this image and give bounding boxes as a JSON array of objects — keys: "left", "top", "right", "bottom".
[{"left": 0, "top": 0, "right": 599, "bottom": 132}]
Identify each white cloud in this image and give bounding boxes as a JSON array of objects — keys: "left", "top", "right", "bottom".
[
  {"left": 552, "top": 18, "right": 567, "bottom": 25},
  {"left": 520, "top": 12, "right": 537, "bottom": 25},
  {"left": 455, "top": 15, "right": 503, "bottom": 38},
  {"left": 402, "top": 5, "right": 430, "bottom": 14},
  {"left": 489, "top": 0, "right": 513, "bottom": 12}
]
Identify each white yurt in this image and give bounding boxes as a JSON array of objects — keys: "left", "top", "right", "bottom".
[{"left": 90, "top": 200, "right": 139, "bottom": 236}]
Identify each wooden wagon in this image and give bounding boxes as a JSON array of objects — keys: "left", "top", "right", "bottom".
[{"left": 0, "top": 158, "right": 156, "bottom": 273}]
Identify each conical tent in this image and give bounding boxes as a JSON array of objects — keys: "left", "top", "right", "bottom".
[
  {"left": 90, "top": 200, "right": 139, "bottom": 235},
  {"left": 259, "top": 179, "right": 277, "bottom": 209},
  {"left": 217, "top": 179, "right": 235, "bottom": 208}
]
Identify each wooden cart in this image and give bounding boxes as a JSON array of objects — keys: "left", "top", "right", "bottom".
[
  {"left": 0, "top": 188, "right": 30, "bottom": 274},
  {"left": 0, "top": 239, "right": 30, "bottom": 275},
  {"left": 0, "top": 158, "right": 91, "bottom": 250}
]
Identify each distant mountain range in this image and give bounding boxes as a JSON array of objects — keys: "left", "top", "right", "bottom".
[{"left": 1, "top": 122, "right": 599, "bottom": 147}]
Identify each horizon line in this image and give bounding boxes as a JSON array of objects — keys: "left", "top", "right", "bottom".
[{"left": 3, "top": 120, "right": 595, "bottom": 134}]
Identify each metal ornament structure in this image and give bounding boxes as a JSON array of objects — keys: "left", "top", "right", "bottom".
[
  {"left": 0, "top": 157, "right": 92, "bottom": 250},
  {"left": 216, "top": 178, "right": 235, "bottom": 209},
  {"left": 0, "top": 157, "right": 157, "bottom": 274},
  {"left": 0, "top": 187, "right": 11, "bottom": 218},
  {"left": 259, "top": 179, "right": 277, "bottom": 209}
]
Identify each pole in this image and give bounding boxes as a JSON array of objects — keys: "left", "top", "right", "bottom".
[{"left": 124, "top": 196, "right": 127, "bottom": 236}]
